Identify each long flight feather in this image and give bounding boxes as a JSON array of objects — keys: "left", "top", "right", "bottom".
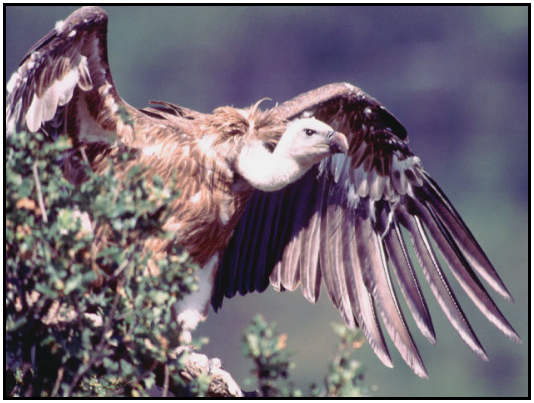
[
  {"left": 398, "top": 207, "right": 489, "bottom": 360},
  {"left": 418, "top": 173, "right": 513, "bottom": 301},
  {"left": 343, "top": 216, "right": 393, "bottom": 368},
  {"left": 356, "top": 209, "right": 428, "bottom": 378},
  {"left": 409, "top": 197, "right": 520, "bottom": 342}
]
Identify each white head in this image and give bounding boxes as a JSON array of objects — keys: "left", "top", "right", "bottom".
[
  {"left": 237, "top": 117, "right": 348, "bottom": 192},
  {"left": 275, "top": 117, "right": 349, "bottom": 167}
]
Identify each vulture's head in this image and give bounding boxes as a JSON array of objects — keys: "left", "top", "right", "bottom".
[
  {"left": 276, "top": 118, "right": 349, "bottom": 166},
  {"left": 237, "top": 117, "right": 348, "bottom": 192}
]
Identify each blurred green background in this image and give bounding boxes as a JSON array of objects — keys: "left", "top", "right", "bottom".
[{"left": 6, "top": 5, "right": 528, "bottom": 397}]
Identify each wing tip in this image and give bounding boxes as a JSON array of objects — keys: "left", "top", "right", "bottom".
[
  {"left": 492, "top": 314, "right": 521, "bottom": 344},
  {"left": 48, "top": 6, "right": 108, "bottom": 39},
  {"left": 480, "top": 269, "right": 514, "bottom": 303},
  {"left": 414, "top": 366, "right": 429, "bottom": 379},
  {"left": 302, "top": 289, "right": 320, "bottom": 304},
  {"left": 421, "top": 327, "right": 437, "bottom": 345},
  {"left": 402, "top": 350, "right": 429, "bottom": 379},
  {"left": 420, "top": 173, "right": 516, "bottom": 304},
  {"left": 380, "top": 354, "right": 395, "bottom": 369},
  {"left": 473, "top": 344, "right": 489, "bottom": 362},
  {"left": 501, "top": 288, "right": 514, "bottom": 303},
  {"left": 74, "top": 6, "right": 108, "bottom": 21},
  {"left": 512, "top": 334, "right": 523, "bottom": 344},
  {"left": 365, "top": 335, "right": 394, "bottom": 369},
  {"left": 503, "top": 327, "right": 522, "bottom": 344},
  {"left": 381, "top": 350, "right": 429, "bottom": 379}
]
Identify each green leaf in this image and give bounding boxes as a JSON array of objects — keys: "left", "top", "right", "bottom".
[
  {"left": 35, "top": 282, "right": 59, "bottom": 298},
  {"left": 64, "top": 273, "right": 83, "bottom": 295},
  {"left": 103, "top": 357, "right": 119, "bottom": 372},
  {"left": 149, "top": 290, "right": 168, "bottom": 305}
]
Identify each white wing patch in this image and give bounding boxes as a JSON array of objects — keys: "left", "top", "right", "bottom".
[
  {"left": 20, "top": 53, "right": 93, "bottom": 134},
  {"left": 6, "top": 71, "right": 19, "bottom": 94},
  {"left": 54, "top": 19, "right": 65, "bottom": 32},
  {"left": 320, "top": 149, "right": 424, "bottom": 207},
  {"left": 26, "top": 68, "right": 78, "bottom": 132}
]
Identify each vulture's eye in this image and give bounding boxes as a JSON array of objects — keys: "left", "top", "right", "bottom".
[{"left": 304, "top": 128, "right": 316, "bottom": 136}]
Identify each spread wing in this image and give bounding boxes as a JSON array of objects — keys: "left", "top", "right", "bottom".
[
  {"left": 6, "top": 6, "right": 137, "bottom": 145},
  {"left": 213, "top": 82, "right": 520, "bottom": 378}
]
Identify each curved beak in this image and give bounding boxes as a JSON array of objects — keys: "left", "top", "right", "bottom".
[{"left": 328, "top": 131, "right": 349, "bottom": 154}]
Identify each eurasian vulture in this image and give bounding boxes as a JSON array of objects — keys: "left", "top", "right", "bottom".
[{"left": 6, "top": 6, "right": 520, "bottom": 379}]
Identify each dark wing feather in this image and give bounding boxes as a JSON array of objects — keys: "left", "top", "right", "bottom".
[
  {"left": 213, "top": 82, "right": 519, "bottom": 377},
  {"left": 397, "top": 208, "right": 488, "bottom": 359},
  {"left": 417, "top": 173, "right": 514, "bottom": 301},
  {"left": 406, "top": 196, "right": 518, "bottom": 341},
  {"left": 6, "top": 6, "right": 140, "bottom": 146},
  {"left": 299, "top": 191, "right": 323, "bottom": 303},
  {"left": 355, "top": 204, "right": 427, "bottom": 377},
  {"left": 322, "top": 200, "right": 355, "bottom": 326},
  {"left": 380, "top": 210, "right": 436, "bottom": 344},
  {"left": 342, "top": 211, "right": 394, "bottom": 368}
]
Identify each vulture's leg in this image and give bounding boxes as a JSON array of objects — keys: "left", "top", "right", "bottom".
[{"left": 174, "top": 253, "right": 219, "bottom": 344}]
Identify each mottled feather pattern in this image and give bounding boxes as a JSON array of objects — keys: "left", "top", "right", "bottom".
[
  {"left": 6, "top": 6, "right": 131, "bottom": 144},
  {"left": 92, "top": 109, "right": 284, "bottom": 266}
]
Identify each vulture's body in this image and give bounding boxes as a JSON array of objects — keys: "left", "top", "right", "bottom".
[{"left": 7, "top": 6, "right": 520, "bottom": 379}]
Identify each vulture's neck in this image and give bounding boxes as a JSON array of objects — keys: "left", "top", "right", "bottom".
[{"left": 237, "top": 140, "right": 307, "bottom": 192}]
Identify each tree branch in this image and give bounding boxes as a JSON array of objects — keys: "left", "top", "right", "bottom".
[{"left": 32, "top": 162, "right": 48, "bottom": 223}]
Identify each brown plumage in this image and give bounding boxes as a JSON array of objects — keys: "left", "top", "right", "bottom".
[{"left": 7, "top": 6, "right": 520, "bottom": 379}]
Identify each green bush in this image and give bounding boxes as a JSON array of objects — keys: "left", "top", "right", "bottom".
[
  {"left": 5, "top": 130, "right": 200, "bottom": 397},
  {"left": 242, "top": 315, "right": 368, "bottom": 397},
  {"left": 5, "top": 130, "right": 368, "bottom": 397}
]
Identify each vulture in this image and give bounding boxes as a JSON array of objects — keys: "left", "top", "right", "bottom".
[{"left": 6, "top": 6, "right": 520, "bottom": 379}]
